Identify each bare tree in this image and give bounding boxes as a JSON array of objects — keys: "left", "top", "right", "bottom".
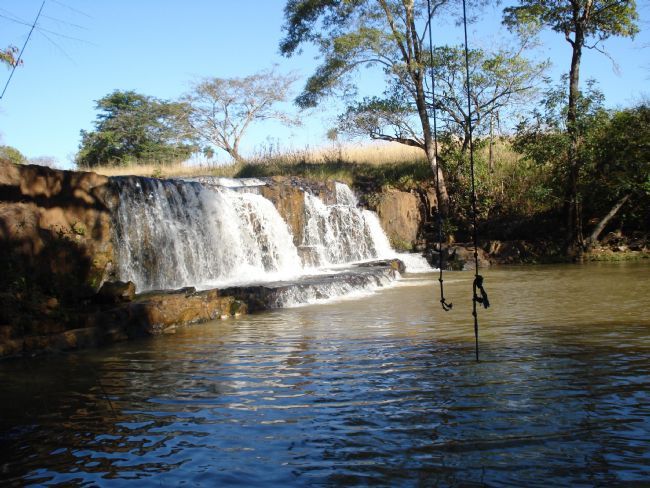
[{"left": 185, "top": 68, "right": 299, "bottom": 162}]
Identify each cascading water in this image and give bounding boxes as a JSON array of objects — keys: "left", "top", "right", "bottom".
[
  {"left": 112, "top": 177, "right": 301, "bottom": 291},
  {"left": 111, "top": 177, "right": 431, "bottom": 304}
]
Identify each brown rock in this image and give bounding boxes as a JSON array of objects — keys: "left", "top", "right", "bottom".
[
  {"left": 127, "top": 288, "right": 246, "bottom": 335},
  {"left": 445, "top": 244, "right": 490, "bottom": 271},
  {"left": 97, "top": 281, "right": 136, "bottom": 303},
  {"left": 375, "top": 188, "right": 422, "bottom": 251}
]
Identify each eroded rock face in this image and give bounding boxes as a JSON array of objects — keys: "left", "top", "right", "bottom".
[
  {"left": 0, "top": 160, "right": 116, "bottom": 298},
  {"left": 259, "top": 176, "right": 340, "bottom": 247},
  {"left": 375, "top": 188, "right": 422, "bottom": 251}
]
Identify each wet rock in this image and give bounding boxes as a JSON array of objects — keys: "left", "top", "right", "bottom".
[
  {"left": 222, "top": 261, "right": 401, "bottom": 312},
  {"left": 125, "top": 288, "right": 246, "bottom": 335},
  {"left": 356, "top": 258, "right": 406, "bottom": 274},
  {"left": 260, "top": 180, "right": 308, "bottom": 247},
  {"left": 97, "top": 280, "right": 136, "bottom": 303}
]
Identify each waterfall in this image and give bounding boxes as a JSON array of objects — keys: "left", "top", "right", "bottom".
[
  {"left": 111, "top": 177, "right": 431, "bottom": 297},
  {"left": 112, "top": 177, "right": 302, "bottom": 291}
]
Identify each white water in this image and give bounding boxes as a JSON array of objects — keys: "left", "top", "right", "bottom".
[{"left": 111, "top": 178, "right": 432, "bottom": 299}]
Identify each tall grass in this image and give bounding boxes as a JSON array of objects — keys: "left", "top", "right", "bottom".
[
  {"left": 83, "top": 141, "right": 547, "bottom": 218},
  {"left": 83, "top": 142, "right": 431, "bottom": 187}
]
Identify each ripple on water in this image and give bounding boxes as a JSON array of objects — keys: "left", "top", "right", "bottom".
[{"left": 1, "top": 263, "right": 649, "bottom": 486}]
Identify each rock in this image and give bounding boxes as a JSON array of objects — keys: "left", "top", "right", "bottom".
[
  {"left": 445, "top": 244, "right": 490, "bottom": 271},
  {"left": 375, "top": 188, "right": 422, "bottom": 251},
  {"left": 0, "top": 160, "right": 116, "bottom": 300},
  {"left": 356, "top": 258, "right": 406, "bottom": 274},
  {"left": 222, "top": 261, "right": 400, "bottom": 312},
  {"left": 97, "top": 280, "right": 136, "bottom": 303},
  {"left": 126, "top": 288, "right": 246, "bottom": 335},
  {"left": 487, "top": 240, "right": 523, "bottom": 264}
]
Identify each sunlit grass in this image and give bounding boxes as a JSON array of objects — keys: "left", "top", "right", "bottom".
[
  {"left": 80, "top": 140, "right": 532, "bottom": 201},
  {"left": 81, "top": 141, "right": 430, "bottom": 186},
  {"left": 85, "top": 161, "right": 244, "bottom": 179}
]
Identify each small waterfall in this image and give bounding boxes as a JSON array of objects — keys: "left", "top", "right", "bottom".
[
  {"left": 112, "top": 177, "right": 301, "bottom": 291},
  {"left": 111, "top": 177, "right": 431, "bottom": 300}
]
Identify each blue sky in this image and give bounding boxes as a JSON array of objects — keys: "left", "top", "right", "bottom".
[{"left": 0, "top": 0, "right": 648, "bottom": 169}]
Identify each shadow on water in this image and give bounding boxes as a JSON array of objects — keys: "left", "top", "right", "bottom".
[{"left": 0, "top": 262, "right": 649, "bottom": 486}]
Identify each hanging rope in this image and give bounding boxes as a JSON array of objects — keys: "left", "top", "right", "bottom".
[
  {"left": 461, "top": 0, "right": 489, "bottom": 362},
  {"left": 427, "top": 0, "right": 452, "bottom": 312}
]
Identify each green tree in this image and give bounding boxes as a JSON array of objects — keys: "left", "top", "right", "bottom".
[
  {"left": 582, "top": 104, "right": 650, "bottom": 247},
  {"left": 338, "top": 43, "right": 545, "bottom": 155},
  {"left": 185, "top": 68, "right": 299, "bottom": 162},
  {"left": 281, "top": 0, "right": 488, "bottom": 210},
  {"left": 504, "top": 0, "right": 639, "bottom": 254},
  {"left": 0, "top": 145, "right": 27, "bottom": 164},
  {"left": 76, "top": 90, "right": 196, "bottom": 168},
  {"left": 514, "top": 82, "right": 648, "bottom": 248}
]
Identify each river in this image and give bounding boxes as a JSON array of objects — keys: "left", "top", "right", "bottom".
[{"left": 1, "top": 262, "right": 648, "bottom": 486}]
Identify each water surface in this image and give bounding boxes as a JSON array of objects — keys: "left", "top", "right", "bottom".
[{"left": 1, "top": 262, "right": 648, "bottom": 486}]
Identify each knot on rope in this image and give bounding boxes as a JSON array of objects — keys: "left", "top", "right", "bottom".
[{"left": 473, "top": 274, "right": 490, "bottom": 309}]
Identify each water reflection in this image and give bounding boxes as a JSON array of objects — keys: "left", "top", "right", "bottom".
[{"left": 0, "top": 262, "right": 649, "bottom": 486}]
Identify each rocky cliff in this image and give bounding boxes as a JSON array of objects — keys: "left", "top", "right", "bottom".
[{"left": 0, "top": 159, "right": 116, "bottom": 300}]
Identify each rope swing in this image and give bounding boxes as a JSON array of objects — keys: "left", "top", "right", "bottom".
[
  {"left": 461, "top": 0, "right": 490, "bottom": 361},
  {"left": 427, "top": 0, "right": 489, "bottom": 361},
  {"left": 426, "top": 0, "right": 452, "bottom": 313}
]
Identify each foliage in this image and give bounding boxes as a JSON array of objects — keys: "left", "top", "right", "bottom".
[
  {"left": 428, "top": 44, "right": 546, "bottom": 150},
  {"left": 185, "top": 68, "right": 299, "bottom": 162},
  {"left": 503, "top": 0, "right": 639, "bottom": 252},
  {"left": 0, "top": 45, "right": 21, "bottom": 68},
  {"left": 338, "top": 43, "right": 546, "bottom": 152},
  {"left": 280, "top": 0, "right": 493, "bottom": 206},
  {"left": 0, "top": 145, "right": 27, "bottom": 164},
  {"left": 512, "top": 77, "right": 605, "bottom": 168},
  {"left": 582, "top": 104, "right": 650, "bottom": 233},
  {"left": 338, "top": 95, "right": 423, "bottom": 147},
  {"left": 514, "top": 80, "right": 649, "bottom": 241},
  {"left": 76, "top": 90, "right": 197, "bottom": 168},
  {"left": 503, "top": 0, "right": 639, "bottom": 43}
]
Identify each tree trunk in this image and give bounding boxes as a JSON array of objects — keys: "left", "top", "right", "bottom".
[
  {"left": 413, "top": 71, "right": 450, "bottom": 214},
  {"left": 565, "top": 23, "right": 585, "bottom": 257},
  {"left": 585, "top": 194, "right": 630, "bottom": 250}
]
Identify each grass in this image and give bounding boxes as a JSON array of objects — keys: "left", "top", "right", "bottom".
[
  {"left": 81, "top": 142, "right": 432, "bottom": 189},
  {"left": 81, "top": 140, "right": 539, "bottom": 208}
]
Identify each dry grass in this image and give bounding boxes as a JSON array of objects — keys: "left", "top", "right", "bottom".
[
  {"left": 83, "top": 142, "right": 428, "bottom": 179},
  {"left": 255, "top": 142, "right": 427, "bottom": 166},
  {"left": 86, "top": 161, "right": 243, "bottom": 179}
]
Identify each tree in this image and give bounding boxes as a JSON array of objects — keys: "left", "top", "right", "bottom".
[
  {"left": 76, "top": 90, "right": 196, "bottom": 167},
  {"left": 184, "top": 68, "right": 299, "bottom": 162},
  {"left": 0, "top": 145, "right": 27, "bottom": 164},
  {"left": 280, "top": 0, "right": 488, "bottom": 210},
  {"left": 513, "top": 82, "right": 648, "bottom": 247},
  {"left": 582, "top": 104, "right": 650, "bottom": 247},
  {"left": 504, "top": 0, "right": 639, "bottom": 254},
  {"left": 338, "top": 43, "right": 545, "bottom": 155}
]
